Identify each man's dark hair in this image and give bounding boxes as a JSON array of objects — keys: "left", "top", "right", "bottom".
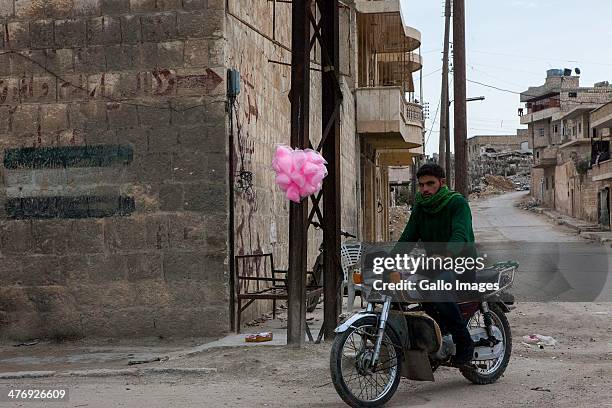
[{"left": 416, "top": 163, "right": 446, "bottom": 180}]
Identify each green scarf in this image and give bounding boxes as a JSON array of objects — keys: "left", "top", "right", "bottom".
[{"left": 414, "top": 185, "right": 462, "bottom": 214}]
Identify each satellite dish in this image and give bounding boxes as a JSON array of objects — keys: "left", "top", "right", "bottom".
[{"left": 575, "top": 67, "right": 581, "bottom": 75}]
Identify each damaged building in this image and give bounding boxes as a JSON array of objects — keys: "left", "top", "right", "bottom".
[
  {"left": 520, "top": 69, "right": 612, "bottom": 228},
  {"left": 467, "top": 131, "right": 533, "bottom": 191}
]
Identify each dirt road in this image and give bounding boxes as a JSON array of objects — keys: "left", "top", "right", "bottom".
[{"left": 1, "top": 192, "right": 611, "bottom": 407}]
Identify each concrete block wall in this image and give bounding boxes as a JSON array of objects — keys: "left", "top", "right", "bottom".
[
  {"left": 0, "top": 0, "right": 229, "bottom": 339},
  {"left": 226, "top": 1, "right": 360, "bottom": 322}
]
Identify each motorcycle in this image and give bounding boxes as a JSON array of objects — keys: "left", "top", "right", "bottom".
[{"left": 330, "top": 261, "right": 517, "bottom": 407}]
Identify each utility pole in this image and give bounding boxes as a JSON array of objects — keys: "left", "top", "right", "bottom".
[
  {"left": 321, "top": 0, "right": 341, "bottom": 340},
  {"left": 287, "top": 0, "right": 310, "bottom": 346},
  {"left": 453, "top": 0, "right": 468, "bottom": 197},
  {"left": 439, "top": 0, "right": 451, "bottom": 174}
]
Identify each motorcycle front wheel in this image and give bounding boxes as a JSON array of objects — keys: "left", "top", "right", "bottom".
[
  {"left": 461, "top": 303, "right": 512, "bottom": 384},
  {"left": 330, "top": 316, "right": 402, "bottom": 408}
]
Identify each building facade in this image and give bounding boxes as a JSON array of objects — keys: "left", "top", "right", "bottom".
[
  {"left": 467, "top": 131, "right": 532, "bottom": 189},
  {"left": 521, "top": 70, "right": 612, "bottom": 227},
  {"left": 0, "top": 0, "right": 423, "bottom": 339}
]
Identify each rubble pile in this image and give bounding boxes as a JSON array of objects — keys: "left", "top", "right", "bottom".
[
  {"left": 484, "top": 175, "right": 516, "bottom": 191},
  {"left": 470, "top": 174, "right": 532, "bottom": 201},
  {"left": 389, "top": 205, "right": 410, "bottom": 240}
]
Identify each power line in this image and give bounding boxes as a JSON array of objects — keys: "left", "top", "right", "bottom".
[
  {"left": 467, "top": 78, "right": 612, "bottom": 105},
  {"left": 425, "top": 98, "right": 441, "bottom": 148},
  {"left": 414, "top": 67, "right": 443, "bottom": 82}
]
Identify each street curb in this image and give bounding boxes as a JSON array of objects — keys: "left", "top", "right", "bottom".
[{"left": 0, "top": 367, "right": 217, "bottom": 380}]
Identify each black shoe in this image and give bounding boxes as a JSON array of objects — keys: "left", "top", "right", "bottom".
[{"left": 452, "top": 342, "right": 475, "bottom": 365}]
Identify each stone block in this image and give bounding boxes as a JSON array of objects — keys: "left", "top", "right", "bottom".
[
  {"left": 14, "top": 0, "right": 46, "bottom": 19},
  {"left": 87, "top": 16, "right": 122, "bottom": 46},
  {"left": 30, "top": 19, "right": 55, "bottom": 49},
  {"left": 10, "top": 50, "right": 47, "bottom": 76},
  {"left": 157, "top": 41, "right": 184, "bottom": 68},
  {"left": 106, "top": 102, "right": 138, "bottom": 129},
  {"left": 144, "top": 215, "right": 170, "bottom": 249},
  {"left": 184, "top": 39, "right": 209, "bottom": 67},
  {"left": 58, "top": 74, "right": 88, "bottom": 102},
  {"left": 104, "top": 216, "right": 148, "bottom": 252},
  {"left": 86, "top": 254, "right": 128, "bottom": 283},
  {"left": 177, "top": 11, "right": 212, "bottom": 38},
  {"left": 116, "top": 127, "right": 147, "bottom": 153},
  {"left": 0, "top": 1, "right": 14, "bottom": 17},
  {"left": 17, "top": 76, "right": 58, "bottom": 104},
  {"left": 129, "top": 0, "right": 156, "bottom": 12},
  {"left": 100, "top": 0, "right": 129, "bottom": 15},
  {"left": 73, "top": 0, "right": 101, "bottom": 16},
  {"left": 182, "top": 0, "right": 205, "bottom": 10},
  {"left": 133, "top": 43, "right": 159, "bottom": 70},
  {"left": 208, "top": 38, "right": 226, "bottom": 66},
  {"left": 45, "top": 0, "right": 73, "bottom": 18},
  {"left": 147, "top": 127, "right": 178, "bottom": 153},
  {"left": 105, "top": 45, "right": 134, "bottom": 71},
  {"left": 163, "top": 251, "right": 209, "bottom": 281},
  {"left": 0, "top": 220, "right": 32, "bottom": 255},
  {"left": 17, "top": 256, "right": 64, "bottom": 286},
  {"left": 137, "top": 102, "right": 171, "bottom": 128},
  {"left": 207, "top": 0, "right": 224, "bottom": 10},
  {"left": 55, "top": 19, "right": 87, "bottom": 48},
  {"left": 172, "top": 150, "right": 224, "bottom": 181},
  {"left": 45, "top": 48, "right": 75, "bottom": 73},
  {"left": 87, "top": 72, "right": 120, "bottom": 99},
  {"left": 30, "top": 219, "right": 65, "bottom": 254},
  {"left": 74, "top": 46, "right": 107, "bottom": 73},
  {"left": 0, "top": 105, "right": 11, "bottom": 133},
  {"left": 183, "top": 181, "right": 226, "bottom": 213},
  {"left": 40, "top": 103, "right": 69, "bottom": 132},
  {"left": 140, "top": 12, "right": 177, "bottom": 43},
  {"left": 159, "top": 183, "right": 183, "bottom": 211},
  {"left": 62, "top": 219, "right": 105, "bottom": 254},
  {"left": 68, "top": 101, "right": 108, "bottom": 129},
  {"left": 10, "top": 104, "right": 39, "bottom": 135},
  {"left": 125, "top": 253, "right": 163, "bottom": 282},
  {"left": 137, "top": 152, "right": 172, "bottom": 182},
  {"left": 120, "top": 15, "right": 141, "bottom": 44},
  {"left": 6, "top": 21, "right": 30, "bottom": 50}
]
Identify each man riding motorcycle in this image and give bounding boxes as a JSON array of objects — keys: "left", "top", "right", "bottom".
[{"left": 394, "top": 163, "right": 476, "bottom": 365}]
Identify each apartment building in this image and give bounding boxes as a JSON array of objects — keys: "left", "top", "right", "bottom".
[{"left": 520, "top": 69, "right": 612, "bottom": 225}]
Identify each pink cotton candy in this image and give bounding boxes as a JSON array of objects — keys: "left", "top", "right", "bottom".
[
  {"left": 286, "top": 184, "right": 301, "bottom": 203},
  {"left": 275, "top": 173, "right": 292, "bottom": 190},
  {"left": 272, "top": 145, "right": 327, "bottom": 202}
]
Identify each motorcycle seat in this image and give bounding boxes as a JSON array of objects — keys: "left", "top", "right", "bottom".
[{"left": 475, "top": 268, "right": 501, "bottom": 285}]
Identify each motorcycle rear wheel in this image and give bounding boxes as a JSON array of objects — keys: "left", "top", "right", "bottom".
[{"left": 330, "top": 316, "right": 402, "bottom": 408}]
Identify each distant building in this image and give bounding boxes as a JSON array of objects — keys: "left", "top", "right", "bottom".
[
  {"left": 520, "top": 69, "right": 612, "bottom": 226},
  {"left": 467, "top": 130, "right": 533, "bottom": 190}
]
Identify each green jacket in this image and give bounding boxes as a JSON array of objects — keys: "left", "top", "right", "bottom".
[{"left": 398, "top": 194, "right": 476, "bottom": 257}]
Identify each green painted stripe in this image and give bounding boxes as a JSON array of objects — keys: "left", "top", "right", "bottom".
[
  {"left": 3, "top": 145, "right": 133, "bottom": 169},
  {"left": 5, "top": 195, "right": 135, "bottom": 219}
]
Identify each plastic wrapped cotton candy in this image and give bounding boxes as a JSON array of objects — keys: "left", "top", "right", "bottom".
[{"left": 272, "top": 145, "right": 328, "bottom": 203}]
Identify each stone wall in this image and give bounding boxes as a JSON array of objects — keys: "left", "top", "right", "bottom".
[
  {"left": 0, "top": 0, "right": 229, "bottom": 340},
  {"left": 226, "top": 1, "right": 360, "bottom": 322}
]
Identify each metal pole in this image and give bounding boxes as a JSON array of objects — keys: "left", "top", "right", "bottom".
[
  {"left": 321, "top": 0, "right": 341, "bottom": 340},
  {"left": 288, "top": 0, "right": 310, "bottom": 346},
  {"left": 439, "top": 0, "right": 451, "bottom": 173},
  {"left": 453, "top": 0, "right": 469, "bottom": 197}
]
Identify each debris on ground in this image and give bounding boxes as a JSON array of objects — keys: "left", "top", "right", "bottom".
[
  {"left": 389, "top": 205, "right": 410, "bottom": 241},
  {"left": 470, "top": 174, "right": 530, "bottom": 201},
  {"left": 522, "top": 334, "right": 557, "bottom": 347},
  {"left": 245, "top": 332, "right": 273, "bottom": 343},
  {"left": 13, "top": 340, "right": 39, "bottom": 347},
  {"left": 530, "top": 386, "right": 552, "bottom": 392}
]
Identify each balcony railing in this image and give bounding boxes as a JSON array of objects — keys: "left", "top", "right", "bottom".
[{"left": 356, "top": 86, "right": 423, "bottom": 148}]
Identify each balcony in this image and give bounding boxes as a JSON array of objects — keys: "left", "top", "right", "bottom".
[
  {"left": 356, "top": 86, "right": 423, "bottom": 149},
  {"left": 591, "top": 101, "right": 612, "bottom": 129},
  {"left": 356, "top": 1, "right": 421, "bottom": 53},
  {"left": 520, "top": 106, "right": 561, "bottom": 125},
  {"left": 534, "top": 147, "right": 558, "bottom": 168},
  {"left": 591, "top": 159, "right": 612, "bottom": 181}
]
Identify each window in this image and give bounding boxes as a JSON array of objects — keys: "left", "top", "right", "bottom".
[
  {"left": 539, "top": 128, "right": 545, "bottom": 137},
  {"left": 536, "top": 151, "right": 540, "bottom": 159},
  {"left": 546, "top": 178, "right": 549, "bottom": 190},
  {"left": 569, "top": 92, "right": 577, "bottom": 98},
  {"left": 578, "top": 122, "right": 582, "bottom": 135},
  {"left": 553, "top": 124, "right": 558, "bottom": 133}
]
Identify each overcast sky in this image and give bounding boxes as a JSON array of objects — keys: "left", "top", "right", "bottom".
[{"left": 399, "top": 0, "right": 612, "bottom": 155}]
